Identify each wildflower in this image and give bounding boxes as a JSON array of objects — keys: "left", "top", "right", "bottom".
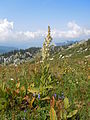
[
  {"left": 61, "top": 92, "right": 64, "bottom": 95},
  {"left": 54, "top": 93, "right": 56, "bottom": 98},
  {"left": 62, "top": 56, "right": 64, "bottom": 59},
  {"left": 33, "top": 93, "right": 36, "bottom": 97},
  {"left": 58, "top": 94, "right": 65, "bottom": 100},
  {"left": 58, "top": 95, "right": 62, "bottom": 100},
  {"left": 10, "top": 78, "right": 14, "bottom": 81},
  {"left": 42, "top": 26, "right": 52, "bottom": 61},
  {"left": 76, "top": 81, "right": 78, "bottom": 84},
  {"left": 38, "top": 94, "right": 40, "bottom": 99},
  {"left": 61, "top": 95, "right": 65, "bottom": 100},
  {"left": 49, "top": 58, "right": 53, "bottom": 61},
  {"left": 14, "top": 64, "right": 17, "bottom": 67},
  {"left": 24, "top": 109, "right": 27, "bottom": 113},
  {"left": 61, "top": 92, "right": 65, "bottom": 99},
  {"left": 57, "top": 81, "right": 59, "bottom": 84}
]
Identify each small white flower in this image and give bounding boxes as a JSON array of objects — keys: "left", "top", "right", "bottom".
[
  {"left": 40, "top": 60, "right": 43, "bottom": 63},
  {"left": 62, "top": 56, "right": 64, "bottom": 59},
  {"left": 49, "top": 58, "right": 53, "bottom": 61},
  {"left": 57, "top": 81, "right": 59, "bottom": 84},
  {"left": 76, "top": 81, "right": 78, "bottom": 84},
  {"left": 10, "top": 78, "right": 14, "bottom": 81}
]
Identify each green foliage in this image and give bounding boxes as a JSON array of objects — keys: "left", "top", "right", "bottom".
[
  {"left": 64, "top": 97, "right": 70, "bottom": 109},
  {"left": 39, "top": 64, "right": 53, "bottom": 96},
  {"left": 53, "top": 97, "right": 78, "bottom": 120},
  {"left": 0, "top": 98, "right": 7, "bottom": 110},
  {"left": 50, "top": 107, "right": 57, "bottom": 120},
  {"left": 67, "top": 110, "right": 78, "bottom": 118}
]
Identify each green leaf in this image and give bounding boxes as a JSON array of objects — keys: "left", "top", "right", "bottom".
[
  {"left": 46, "top": 85, "right": 53, "bottom": 89},
  {"left": 50, "top": 107, "right": 57, "bottom": 120},
  {"left": 41, "top": 96, "right": 50, "bottom": 101},
  {"left": 28, "top": 87, "right": 40, "bottom": 95},
  {"left": 0, "top": 98, "right": 7, "bottom": 110},
  {"left": 30, "top": 83, "right": 35, "bottom": 87},
  {"left": 48, "top": 75, "right": 52, "bottom": 82},
  {"left": 30, "top": 97, "right": 35, "bottom": 108},
  {"left": 67, "top": 110, "right": 78, "bottom": 118},
  {"left": 64, "top": 97, "right": 70, "bottom": 109},
  {"left": 63, "top": 111, "right": 67, "bottom": 120},
  {"left": 60, "top": 110, "right": 63, "bottom": 119}
]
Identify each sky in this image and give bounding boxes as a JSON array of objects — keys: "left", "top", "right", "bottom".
[{"left": 0, "top": 0, "right": 90, "bottom": 48}]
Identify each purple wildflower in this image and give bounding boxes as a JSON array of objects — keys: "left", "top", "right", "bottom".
[
  {"left": 24, "top": 109, "right": 26, "bottom": 113},
  {"left": 61, "top": 92, "right": 64, "bottom": 99},
  {"left": 61, "top": 95, "right": 65, "bottom": 100},
  {"left": 58, "top": 95, "right": 62, "bottom": 99},
  {"left": 54, "top": 93, "right": 56, "bottom": 98},
  {"left": 33, "top": 93, "right": 36, "bottom": 97},
  {"left": 38, "top": 94, "right": 40, "bottom": 99}
]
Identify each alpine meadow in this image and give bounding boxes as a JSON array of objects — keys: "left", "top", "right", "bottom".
[{"left": 0, "top": 0, "right": 90, "bottom": 120}]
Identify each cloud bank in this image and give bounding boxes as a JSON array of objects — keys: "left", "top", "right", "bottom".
[{"left": 0, "top": 19, "right": 90, "bottom": 47}]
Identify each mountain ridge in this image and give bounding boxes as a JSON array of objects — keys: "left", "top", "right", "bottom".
[{"left": 0, "top": 46, "right": 17, "bottom": 54}]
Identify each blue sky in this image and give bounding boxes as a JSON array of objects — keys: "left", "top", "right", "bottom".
[{"left": 0, "top": 0, "right": 90, "bottom": 48}]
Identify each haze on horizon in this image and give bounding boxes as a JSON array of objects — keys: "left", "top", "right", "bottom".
[{"left": 0, "top": 0, "right": 90, "bottom": 49}]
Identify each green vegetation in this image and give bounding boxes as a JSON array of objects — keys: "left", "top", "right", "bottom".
[{"left": 0, "top": 27, "right": 90, "bottom": 120}]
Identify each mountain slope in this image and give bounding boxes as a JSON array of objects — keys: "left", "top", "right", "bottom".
[
  {"left": 53, "top": 39, "right": 90, "bottom": 59},
  {"left": 0, "top": 46, "right": 16, "bottom": 54},
  {"left": 49, "top": 39, "right": 90, "bottom": 79}
]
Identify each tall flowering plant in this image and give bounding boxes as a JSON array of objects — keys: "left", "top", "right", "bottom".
[
  {"left": 39, "top": 26, "right": 53, "bottom": 96},
  {"left": 42, "top": 26, "right": 52, "bottom": 61}
]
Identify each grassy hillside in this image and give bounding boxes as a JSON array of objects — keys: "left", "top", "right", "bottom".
[{"left": 0, "top": 39, "right": 89, "bottom": 119}]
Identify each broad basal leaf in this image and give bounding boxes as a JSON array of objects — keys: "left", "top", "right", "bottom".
[
  {"left": 64, "top": 97, "right": 70, "bottom": 109},
  {"left": 41, "top": 96, "right": 50, "bottom": 100},
  {"left": 67, "top": 110, "right": 78, "bottom": 118},
  {"left": 50, "top": 107, "right": 57, "bottom": 120}
]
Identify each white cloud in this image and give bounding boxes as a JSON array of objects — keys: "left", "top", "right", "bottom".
[
  {"left": 83, "top": 29, "right": 90, "bottom": 35},
  {"left": 51, "top": 21, "right": 90, "bottom": 39},
  {"left": 67, "top": 21, "right": 81, "bottom": 30},
  {"left": 0, "top": 19, "right": 13, "bottom": 40},
  {"left": 0, "top": 19, "right": 13, "bottom": 32},
  {"left": 18, "top": 30, "right": 46, "bottom": 39},
  {"left": 0, "top": 19, "right": 90, "bottom": 47},
  {"left": 51, "top": 22, "right": 83, "bottom": 39}
]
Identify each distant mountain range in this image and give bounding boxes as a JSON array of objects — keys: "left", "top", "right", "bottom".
[
  {"left": 0, "top": 39, "right": 89, "bottom": 65},
  {"left": 55, "top": 40, "right": 78, "bottom": 46},
  {"left": 0, "top": 46, "right": 17, "bottom": 54},
  {"left": 0, "top": 40, "right": 86, "bottom": 54}
]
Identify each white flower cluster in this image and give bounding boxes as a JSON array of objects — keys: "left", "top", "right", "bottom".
[{"left": 42, "top": 26, "right": 52, "bottom": 61}]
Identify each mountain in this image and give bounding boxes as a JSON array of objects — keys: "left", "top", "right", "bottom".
[
  {"left": 0, "top": 46, "right": 17, "bottom": 54},
  {"left": 0, "top": 39, "right": 90, "bottom": 65},
  {"left": 0, "top": 47, "right": 41, "bottom": 65},
  {"left": 55, "top": 40, "right": 78, "bottom": 46},
  {"left": 53, "top": 39, "right": 90, "bottom": 60}
]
